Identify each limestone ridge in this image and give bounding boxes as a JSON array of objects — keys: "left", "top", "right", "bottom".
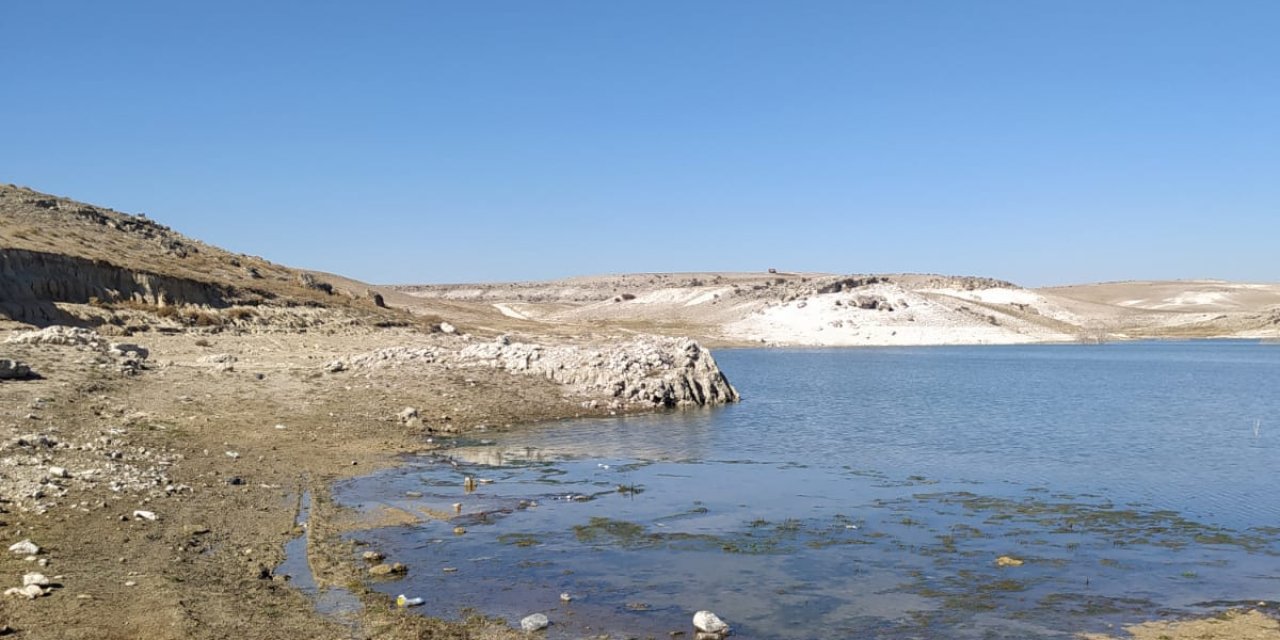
[{"left": 332, "top": 335, "right": 740, "bottom": 409}]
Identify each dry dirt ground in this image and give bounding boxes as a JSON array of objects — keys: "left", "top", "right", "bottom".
[{"left": 0, "top": 321, "right": 623, "bottom": 640}]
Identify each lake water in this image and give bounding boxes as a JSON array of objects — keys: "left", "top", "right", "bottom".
[{"left": 334, "top": 341, "right": 1280, "bottom": 638}]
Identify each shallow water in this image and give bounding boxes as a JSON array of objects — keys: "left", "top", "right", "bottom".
[{"left": 335, "top": 341, "right": 1280, "bottom": 638}]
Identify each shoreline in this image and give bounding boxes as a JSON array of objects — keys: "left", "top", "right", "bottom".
[{"left": 1, "top": 322, "right": 1277, "bottom": 639}]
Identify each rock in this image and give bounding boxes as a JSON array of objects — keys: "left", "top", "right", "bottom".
[
  {"left": 559, "top": 592, "right": 572, "bottom": 603},
  {"left": 0, "top": 359, "right": 33, "bottom": 380},
  {"left": 995, "top": 555, "right": 1023, "bottom": 567},
  {"left": 109, "top": 343, "right": 150, "bottom": 361},
  {"left": 369, "top": 562, "right": 407, "bottom": 577},
  {"left": 361, "top": 551, "right": 384, "bottom": 562},
  {"left": 693, "top": 611, "right": 730, "bottom": 636},
  {"left": 5, "top": 326, "right": 102, "bottom": 348},
  {"left": 21, "top": 574, "right": 49, "bottom": 587},
  {"left": 451, "top": 336, "right": 739, "bottom": 408},
  {"left": 397, "top": 407, "right": 419, "bottom": 423},
  {"left": 132, "top": 510, "right": 159, "bottom": 521},
  {"left": 198, "top": 353, "right": 236, "bottom": 365},
  {"left": 439, "top": 322, "right": 457, "bottom": 334},
  {"left": 8, "top": 540, "right": 40, "bottom": 556},
  {"left": 48, "top": 466, "right": 69, "bottom": 478},
  {"left": 4, "top": 585, "right": 44, "bottom": 599},
  {"left": 325, "top": 359, "right": 347, "bottom": 373},
  {"left": 520, "top": 613, "right": 549, "bottom": 632}
]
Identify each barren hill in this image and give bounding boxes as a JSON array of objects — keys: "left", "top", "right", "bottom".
[
  {"left": 0, "top": 184, "right": 402, "bottom": 329},
  {"left": 395, "top": 273, "right": 1280, "bottom": 346}
]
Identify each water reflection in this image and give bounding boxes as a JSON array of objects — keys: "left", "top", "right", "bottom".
[{"left": 447, "top": 410, "right": 723, "bottom": 465}]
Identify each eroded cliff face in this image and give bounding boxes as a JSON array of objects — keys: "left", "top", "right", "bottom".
[{"left": 0, "top": 248, "right": 239, "bottom": 324}]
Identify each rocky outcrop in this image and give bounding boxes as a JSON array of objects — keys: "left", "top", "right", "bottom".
[
  {"left": 332, "top": 335, "right": 740, "bottom": 409},
  {"left": 455, "top": 336, "right": 739, "bottom": 408},
  {"left": 4, "top": 326, "right": 105, "bottom": 348},
  {"left": 0, "top": 248, "right": 237, "bottom": 324}
]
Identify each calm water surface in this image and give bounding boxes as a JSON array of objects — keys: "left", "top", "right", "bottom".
[{"left": 335, "top": 341, "right": 1280, "bottom": 638}]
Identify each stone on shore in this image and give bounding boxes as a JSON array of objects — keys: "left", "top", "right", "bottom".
[
  {"left": 520, "top": 613, "right": 549, "bottom": 632},
  {"left": 693, "top": 610, "right": 730, "bottom": 636}
]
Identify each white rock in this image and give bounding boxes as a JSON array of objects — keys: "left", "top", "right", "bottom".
[
  {"left": 440, "top": 322, "right": 457, "bottom": 334},
  {"left": 22, "top": 573, "right": 50, "bottom": 587},
  {"left": 5, "top": 584, "right": 44, "bottom": 599},
  {"left": 133, "top": 510, "right": 159, "bottom": 521},
  {"left": 274, "top": 424, "right": 287, "bottom": 430},
  {"left": 693, "top": 610, "right": 730, "bottom": 635},
  {"left": 48, "top": 466, "right": 70, "bottom": 478},
  {"left": 9, "top": 540, "right": 40, "bottom": 555},
  {"left": 520, "top": 613, "right": 549, "bottom": 632},
  {"left": 559, "top": 592, "right": 572, "bottom": 602}
]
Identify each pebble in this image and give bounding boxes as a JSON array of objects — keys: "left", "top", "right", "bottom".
[
  {"left": 132, "top": 510, "right": 159, "bottom": 521},
  {"left": 520, "top": 613, "right": 549, "bottom": 632},
  {"left": 361, "top": 551, "right": 385, "bottom": 562},
  {"left": 124, "top": 581, "right": 137, "bottom": 587},
  {"left": 8, "top": 540, "right": 40, "bottom": 556},
  {"left": 453, "top": 526, "right": 466, "bottom": 535},
  {"left": 560, "top": 592, "right": 572, "bottom": 603},
  {"left": 22, "top": 574, "right": 50, "bottom": 587},
  {"left": 48, "top": 466, "right": 70, "bottom": 478}
]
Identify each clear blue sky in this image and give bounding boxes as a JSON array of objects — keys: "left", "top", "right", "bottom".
[{"left": 3, "top": 1, "right": 1277, "bottom": 286}]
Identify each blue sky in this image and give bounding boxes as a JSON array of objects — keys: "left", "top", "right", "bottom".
[{"left": 3, "top": 1, "right": 1277, "bottom": 286}]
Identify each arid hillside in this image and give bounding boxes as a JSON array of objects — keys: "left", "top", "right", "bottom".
[
  {"left": 0, "top": 184, "right": 416, "bottom": 331},
  {"left": 394, "top": 273, "right": 1280, "bottom": 346}
]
